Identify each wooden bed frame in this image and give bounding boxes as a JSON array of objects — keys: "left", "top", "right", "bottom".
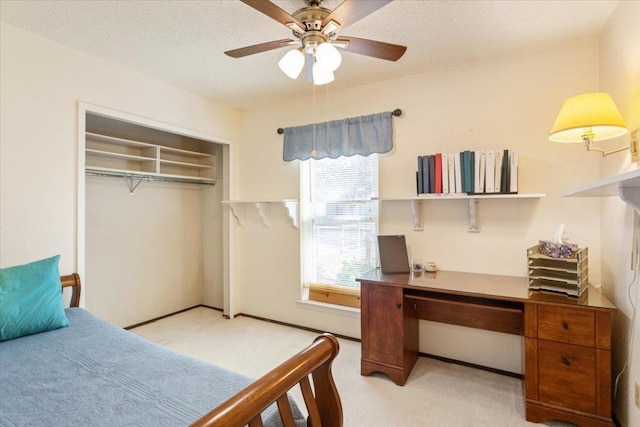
[{"left": 60, "top": 274, "right": 343, "bottom": 427}]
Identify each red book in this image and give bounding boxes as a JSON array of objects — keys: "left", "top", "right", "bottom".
[{"left": 435, "top": 153, "right": 442, "bottom": 193}]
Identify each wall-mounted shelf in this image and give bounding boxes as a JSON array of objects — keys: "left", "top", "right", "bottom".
[
  {"left": 222, "top": 200, "right": 299, "bottom": 228},
  {"left": 376, "top": 193, "right": 546, "bottom": 232},
  {"left": 563, "top": 168, "right": 640, "bottom": 214},
  {"left": 85, "top": 132, "right": 216, "bottom": 191}
]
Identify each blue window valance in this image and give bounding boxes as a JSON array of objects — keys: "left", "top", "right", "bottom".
[{"left": 282, "top": 111, "right": 394, "bottom": 161}]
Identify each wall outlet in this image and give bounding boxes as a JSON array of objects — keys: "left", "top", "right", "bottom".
[
  {"left": 636, "top": 382, "right": 640, "bottom": 409},
  {"left": 631, "top": 129, "right": 640, "bottom": 163}
]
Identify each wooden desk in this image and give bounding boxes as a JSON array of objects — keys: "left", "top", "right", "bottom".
[{"left": 357, "top": 269, "right": 617, "bottom": 427}]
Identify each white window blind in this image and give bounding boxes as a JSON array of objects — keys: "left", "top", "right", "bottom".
[{"left": 301, "top": 154, "right": 379, "bottom": 290}]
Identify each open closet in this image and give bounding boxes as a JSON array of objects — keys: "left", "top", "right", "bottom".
[{"left": 78, "top": 104, "right": 231, "bottom": 328}]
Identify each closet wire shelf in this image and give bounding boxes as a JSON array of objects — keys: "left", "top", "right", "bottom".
[{"left": 86, "top": 169, "right": 215, "bottom": 194}]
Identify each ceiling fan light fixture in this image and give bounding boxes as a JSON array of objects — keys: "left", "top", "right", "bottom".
[
  {"left": 315, "top": 42, "right": 342, "bottom": 72},
  {"left": 278, "top": 48, "right": 305, "bottom": 79},
  {"left": 312, "top": 62, "right": 334, "bottom": 85}
]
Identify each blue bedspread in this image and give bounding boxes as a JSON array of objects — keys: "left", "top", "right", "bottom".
[{"left": 0, "top": 308, "right": 304, "bottom": 426}]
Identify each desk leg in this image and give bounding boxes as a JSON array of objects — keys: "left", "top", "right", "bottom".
[
  {"left": 360, "top": 283, "right": 418, "bottom": 385},
  {"left": 403, "top": 297, "right": 419, "bottom": 379}
]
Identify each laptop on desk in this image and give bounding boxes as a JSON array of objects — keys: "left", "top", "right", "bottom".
[{"left": 377, "top": 235, "right": 410, "bottom": 274}]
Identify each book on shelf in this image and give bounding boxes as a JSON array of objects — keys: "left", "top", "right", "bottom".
[
  {"left": 442, "top": 153, "right": 449, "bottom": 193},
  {"left": 474, "top": 150, "right": 487, "bottom": 193},
  {"left": 422, "top": 155, "right": 430, "bottom": 194},
  {"left": 454, "top": 153, "right": 462, "bottom": 193},
  {"left": 485, "top": 150, "right": 496, "bottom": 193},
  {"left": 435, "top": 153, "right": 443, "bottom": 193},
  {"left": 500, "top": 149, "right": 509, "bottom": 193},
  {"left": 447, "top": 153, "right": 456, "bottom": 194},
  {"left": 416, "top": 148, "right": 519, "bottom": 196},
  {"left": 417, "top": 156, "right": 423, "bottom": 194},
  {"left": 494, "top": 150, "right": 503, "bottom": 194},
  {"left": 469, "top": 151, "right": 475, "bottom": 193},
  {"left": 509, "top": 149, "right": 518, "bottom": 193},
  {"left": 429, "top": 155, "right": 435, "bottom": 193},
  {"left": 479, "top": 151, "right": 486, "bottom": 193},
  {"left": 462, "top": 151, "right": 471, "bottom": 192}
]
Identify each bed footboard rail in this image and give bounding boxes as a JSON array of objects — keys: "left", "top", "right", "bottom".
[{"left": 191, "top": 333, "right": 343, "bottom": 427}]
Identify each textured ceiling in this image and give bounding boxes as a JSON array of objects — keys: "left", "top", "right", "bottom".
[{"left": 0, "top": 0, "right": 620, "bottom": 111}]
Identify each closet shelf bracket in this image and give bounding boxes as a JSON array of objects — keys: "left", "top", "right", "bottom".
[{"left": 126, "top": 177, "right": 146, "bottom": 195}]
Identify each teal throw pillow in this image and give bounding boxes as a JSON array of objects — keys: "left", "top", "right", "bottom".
[{"left": 0, "top": 255, "right": 69, "bottom": 341}]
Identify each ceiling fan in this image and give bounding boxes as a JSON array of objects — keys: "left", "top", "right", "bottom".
[{"left": 225, "top": 0, "right": 407, "bottom": 85}]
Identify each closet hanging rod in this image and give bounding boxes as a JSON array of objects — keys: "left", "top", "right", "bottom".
[
  {"left": 85, "top": 170, "right": 215, "bottom": 186},
  {"left": 276, "top": 108, "right": 403, "bottom": 134}
]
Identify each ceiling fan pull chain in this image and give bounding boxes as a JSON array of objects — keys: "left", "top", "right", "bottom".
[
  {"left": 325, "top": 83, "right": 330, "bottom": 153},
  {"left": 312, "top": 84, "right": 317, "bottom": 158}
]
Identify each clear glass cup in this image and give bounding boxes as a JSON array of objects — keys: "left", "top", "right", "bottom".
[{"left": 410, "top": 259, "right": 424, "bottom": 272}]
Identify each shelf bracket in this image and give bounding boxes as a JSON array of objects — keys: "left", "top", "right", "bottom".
[
  {"left": 620, "top": 186, "right": 640, "bottom": 215},
  {"left": 254, "top": 202, "right": 271, "bottom": 227},
  {"left": 227, "top": 203, "right": 245, "bottom": 227},
  {"left": 468, "top": 199, "right": 480, "bottom": 233},
  {"left": 282, "top": 199, "right": 300, "bottom": 228},
  {"left": 125, "top": 177, "right": 146, "bottom": 195},
  {"left": 410, "top": 200, "right": 424, "bottom": 231}
]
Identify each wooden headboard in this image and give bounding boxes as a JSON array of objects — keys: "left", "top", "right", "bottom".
[{"left": 61, "top": 274, "right": 81, "bottom": 308}]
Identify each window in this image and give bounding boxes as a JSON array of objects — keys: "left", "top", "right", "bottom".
[{"left": 300, "top": 154, "right": 379, "bottom": 307}]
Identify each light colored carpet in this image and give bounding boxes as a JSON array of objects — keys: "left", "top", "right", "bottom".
[{"left": 131, "top": 306, "right": 571, "bottom": 427}]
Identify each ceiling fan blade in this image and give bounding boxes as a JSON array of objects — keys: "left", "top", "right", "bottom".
[
  {"left": 336, "top": 36, "right": 406, "bottom": 61},
  {"left": 225, "top": 39, "right": 297, "bottom": 58},
  {"left": 240, "top": 0, "right": 305, "bottom": 32},
  {"left": 322, "top": 0, "right": 392, "bottom": 29}
]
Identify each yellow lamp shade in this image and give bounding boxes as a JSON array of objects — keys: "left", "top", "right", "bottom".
[{"left": 549, "top": 92, "right": 628, "bottom": 143}]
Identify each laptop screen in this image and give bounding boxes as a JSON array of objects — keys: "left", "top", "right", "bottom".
[{"left": 377, "top": 235, "right": 410, "bottom": 274}]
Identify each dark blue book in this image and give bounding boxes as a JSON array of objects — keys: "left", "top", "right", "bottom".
[
  {"left": 428, "top": 155, "right": 436, "bottom": 193},
  {"left": 417, "top": 156, "right": 423, "bottom": 194},
  {"left": 422, "top": 155, "right": 430, "bottom": 194}
]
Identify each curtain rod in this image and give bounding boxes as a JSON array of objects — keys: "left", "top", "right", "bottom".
[{"left": 276, "top": 109, "right": 402, "bottom": 135}]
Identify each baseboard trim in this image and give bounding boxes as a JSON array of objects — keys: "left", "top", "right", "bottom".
[
  {"left": 418, "top": 352, "right": 522, "bottom": 379},
  {"left": 235, "top": 311, "right": 360, "bottom": 343},
  {"left": 124, "top": 305, "right": 204, "bottom": 330},
  {"left": 131, "top": 305, "right": 522, "bottom": 379},
  {"left": 218, "top": 308, "right": 522, "bottom": 379}
]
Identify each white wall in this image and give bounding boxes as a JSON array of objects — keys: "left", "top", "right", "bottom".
[
  {"left": 0, "top": 23, "right": 239, "bottom": 322},
  {"left": 598, "top": 2, "right": 640, "bottom": 426},
  {"left": 237, "top": 39, "right": 602, "bottom": 373}
]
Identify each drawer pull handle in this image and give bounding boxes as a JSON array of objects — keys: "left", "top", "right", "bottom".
[
  {"left": 562, "top": 357, "right": 571, "bottom": 366},
  {"left": 562, "top": 321, "right": 569, "bottom": 330},
  {"left": 396, "top": 303, "right": 402, "bottom": 309}
]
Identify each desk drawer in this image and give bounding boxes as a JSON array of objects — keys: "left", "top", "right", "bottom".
[
  {"left": 538, "top": 340, "right": 596, "bottom": 414},
  {"left": 538, "top": 305, "right": 594, "bottom": 346}
]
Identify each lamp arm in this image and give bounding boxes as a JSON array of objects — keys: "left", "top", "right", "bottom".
[
  {"left": 583, "top": 135, "right": 633, "bottom": 157},
  {"left": 585, "top": 145, "right": 629, "bottom": 157}
]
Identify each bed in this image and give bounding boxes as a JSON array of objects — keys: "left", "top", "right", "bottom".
[{"left": 0, "top": 273, "right": 343, "bottom": 427}]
